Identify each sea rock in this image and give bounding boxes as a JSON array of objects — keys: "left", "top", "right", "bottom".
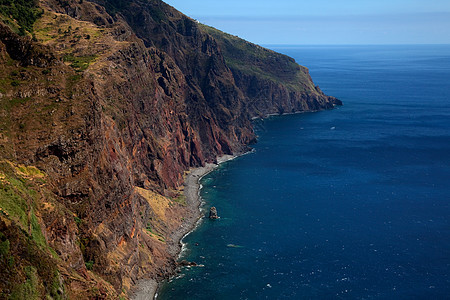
[
  {"left": 178, "top": 260, "right": 197, "bottom": 267},
  {"left": 209, "top": 207, "right": 219, "bottom": 219}
]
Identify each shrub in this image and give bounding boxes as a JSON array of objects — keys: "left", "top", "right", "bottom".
[
  {"left": 0, "top": 0, "right": 43, "bottom": 34},
  {"left": 85, "top": 260, "right": 94, "bottom": 270}
]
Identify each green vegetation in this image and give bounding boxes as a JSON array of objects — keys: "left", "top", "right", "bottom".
[
  {"left": 63, "top": 54, "right": 97, "bottom": 72},
  {"left": 49, "top": 271, "right": 64, "bottom": 300},
  {"left": 2, "top": 97, "right": 32, "bottom": 112},
  {"left": 16, "top": 165, "right": 45, "bottom": 178},
  {"left": 145, "top": 222, "right": 154, "bottom": 234},
  {"left": 77, "top": 236, "right": 88, "bottom": 255},
  {"left": 0, "top": 0, "right": 43, "bottom": 35},
  {"left": 146, "top": 223, "right": 165, "bottom": 242},
  {"left": 199, "top": 24, "right": 316, "bottom": 92},
  {"left": 0, "top": 162, "right": 47, "bottom": 248},
  {"left": 171, "top": 193, "right": 186, "bottom": 206},
  {"left": 0, "top": 231, "right": 15, "bottom": 272},
  {"left": 9, "top": 266, "right": 40, "bottom": 300},
  {"left": 148, "top": 4, "right": 166, "bottom": 23},
  {"left": 74, "top": 215, "right": 82, "bottom": 226},
  {"left": 0, "top": 231, "right": 10, "bottom": 256},
  {"left": 10, "top": 80, "right": 20, "bottom": 87},
  {"left": 30, "top": 212, "right": 46, "bottom": 248},
  {"left": 0, "top": 161, "right": 65, "bottom": 299},
  {"left": 0, "top": 179, "right": 29, "bottom": 227},
  {"left": 85, "top": 260, "right": 94, "bottom": 270}
]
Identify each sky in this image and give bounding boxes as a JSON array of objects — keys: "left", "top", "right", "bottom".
[{"left": 163, "top": 0, "right": 450, "bottom": 45}]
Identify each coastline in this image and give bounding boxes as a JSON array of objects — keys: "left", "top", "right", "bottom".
[
  {"left": 166, "top": 155, "right": 236, "bottom": 258},
  {"left": 132, "top": 154, "right": 236, "bottom": 300}
]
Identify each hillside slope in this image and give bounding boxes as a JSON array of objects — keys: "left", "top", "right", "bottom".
[{"left": 0, "top": 0, "right": 340, "bottom": 298}]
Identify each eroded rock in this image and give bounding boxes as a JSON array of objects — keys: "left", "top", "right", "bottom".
[{"left": 209, "top": 207, "right": 219, "bottom": 219}]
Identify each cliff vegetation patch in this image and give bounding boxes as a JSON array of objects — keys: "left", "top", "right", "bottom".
[
  {"left": 0, "top": 161, "right": 64, "bottom": 299},
  {"left": 0, "top": 0, "right": 43, "bottom": 35}
]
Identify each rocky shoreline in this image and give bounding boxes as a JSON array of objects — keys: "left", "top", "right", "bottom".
[{"left": 132, "top": 155, "right": 236, "bottom": 299}]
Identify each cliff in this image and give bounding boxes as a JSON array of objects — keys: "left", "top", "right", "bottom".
[{"left": 0, "top": 0, "right": 340, "bottom": 298}]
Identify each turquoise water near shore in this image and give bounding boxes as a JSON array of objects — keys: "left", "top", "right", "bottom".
[{"left": 157, "top": 45, "right": 450, "bottom": 299}]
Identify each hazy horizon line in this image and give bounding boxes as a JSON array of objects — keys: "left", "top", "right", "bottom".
[
  {"left": 263, "top": 43, "right": 450, "bottom": 46},
  {"left": 195, "top": 11, "right": 450, "bottom": 20}
]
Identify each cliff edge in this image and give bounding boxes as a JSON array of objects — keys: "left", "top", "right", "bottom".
[{"left": 0, "top": 0, "right": 340, "bottom": 298}]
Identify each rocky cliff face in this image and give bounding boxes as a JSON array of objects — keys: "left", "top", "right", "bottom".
[
  {"left": 201, "top": 24, "right": 341, "bottom": 116},
  {"left": 0, "top": 0, "right": 340, "bottom": 298}
]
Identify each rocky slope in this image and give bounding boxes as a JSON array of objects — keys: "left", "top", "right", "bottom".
[{"left": 0, "top": 0, "right": 340, "bottom": 298}]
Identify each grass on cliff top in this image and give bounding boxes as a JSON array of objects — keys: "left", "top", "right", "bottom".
[
  {"left": 34, "top": 11, "right": 102, "bottom": 44},
  {"left": 199, "top": 24, "right": 316, "bottom": 92},
  {"left": 34, "top": 9, "right": 127, "bottom": 77}
]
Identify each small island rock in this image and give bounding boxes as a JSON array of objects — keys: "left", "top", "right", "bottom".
[
  {"left": 209, "top": 207, "right": 219, "bottom": 219},
  {"left": 178, "top": 260, "right": 197, "bottom": 267}
]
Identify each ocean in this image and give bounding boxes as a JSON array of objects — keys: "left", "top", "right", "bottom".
[{"left": 157, "top": 45, "right": 450, "bottom": 299}]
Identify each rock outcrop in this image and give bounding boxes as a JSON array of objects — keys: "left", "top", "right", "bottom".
[
  {"left": 209, "top": 207, "right": 219, "bottom": 219},
  {"left": 0, "top": 0, "right": 340, "bottom": 298}
]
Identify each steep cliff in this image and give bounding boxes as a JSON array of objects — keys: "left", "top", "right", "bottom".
[
  {"left": 201, "top": 25, "right": 341, "bottom": 116},
  {"left": 0, "top": 0, "right": 340, "bottom": 298}
]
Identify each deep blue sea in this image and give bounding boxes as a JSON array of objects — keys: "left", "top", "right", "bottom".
[{"left": 157, "top": 45, "right": 450, "bottom": 299}]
